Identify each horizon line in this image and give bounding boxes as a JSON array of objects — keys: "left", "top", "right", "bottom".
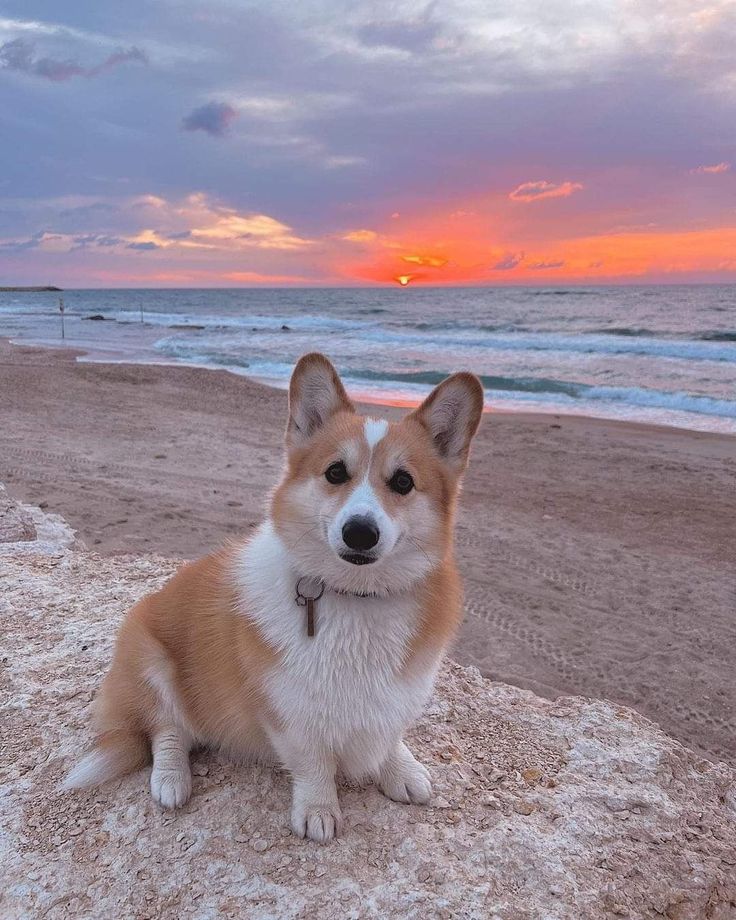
[{"left": 3, "top": 280, "right": 736, "bottom": 291}]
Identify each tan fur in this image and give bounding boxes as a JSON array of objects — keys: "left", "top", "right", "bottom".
[
  {"left": 89, "top": 547, "right": 278, "bottom": 762},
  {"left": 402, "top": 561, "right": 463, "bottom": 677}
]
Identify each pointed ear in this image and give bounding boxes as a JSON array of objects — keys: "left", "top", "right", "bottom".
[
  {"left": 409, "top": 372, "right": 484, "bottom": 470},
  {"left": 287, "top": 353, "right": 355, "bottom": 448}
]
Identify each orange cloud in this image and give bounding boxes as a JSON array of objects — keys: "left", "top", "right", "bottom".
[
  {"left": 401, "top": 254, "right": 448, "bottom": 267},
  {"left": 690, "top": 162, "right": 731, "bottom": 174},
  {"left": 509, "top": 180, "right": 584, "bottom": 202},
  {"left": 342, "top": 229, "right": 379, "bottom": 243},
  {"left": 192, "top": 213, "right": 312, "bottom": 250},
  {"left": 124, "top": 192, "right": 315, "bottom": 252}
]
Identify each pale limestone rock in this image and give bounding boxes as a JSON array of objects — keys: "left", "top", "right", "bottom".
[
  {"left": 1, "top": 497, "right": 735, "bottom": 919},
  {"left": 0, "top": 483, "right": 77, "bottom": 555},
  {"left": 0, "top": 483, "right": 36, "bottom": 543}
]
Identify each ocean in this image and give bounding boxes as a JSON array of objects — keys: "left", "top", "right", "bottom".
[{"left": 1, "top": 285, "right": 735, "bottom": 434}]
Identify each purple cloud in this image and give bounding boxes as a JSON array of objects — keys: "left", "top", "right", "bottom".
[
  {"left": 0, "top": 231, "right": 46, "bottom": 251},
  {"left": 493, "top": 251, "right": 525, "bottom": 270},
  {"left": 181, "top": 102, "right": 239, "bottom": 137},
  {"left": 87, "top": 47, "right": 147, "bottom": 78},
  {"left": 509, "top": 180, "right": 584, "bottom": 203},
  {"left": 689, "top": 162, "right": 731, "bottom": 175},
  {"left": 71, "top": 234, "right": 125, "bottom": 251},
  {"left": 0, "top": 38, "right": 146, "bottom": 83},
  {"left": 126, "top": 241, "right": 161, "bottom": 251},
  {"left": 527, "top": 259, "right": 566, "bottom": 269}
]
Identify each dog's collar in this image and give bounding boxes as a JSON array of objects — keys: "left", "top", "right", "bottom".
[
  {"left": 294, "top": 576, "right": 386, "bottom": 637},
  {"left": 332, "top": 586, "right": 384, "bottom": 599}
]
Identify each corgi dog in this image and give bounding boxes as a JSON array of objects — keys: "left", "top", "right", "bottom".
[{"left": 65, "top": 353, "right": 483, "bottom": 842}]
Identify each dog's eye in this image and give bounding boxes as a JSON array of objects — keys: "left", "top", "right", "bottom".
[
  {"left": 389, "top": 469, "right": 414, "bottom": 495},
  {"left": 325, "top": 461, "right": 350, "bottom": 485}
]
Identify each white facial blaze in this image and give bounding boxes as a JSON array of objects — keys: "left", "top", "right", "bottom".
[{"left": 364, "top": 417, "right": 388, "bottom": 449}]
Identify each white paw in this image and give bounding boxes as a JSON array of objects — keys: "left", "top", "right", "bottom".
[
  {"left": 150, "top": 764, "right": 192, "bottom": 809},
  {"left": 377, "top": 756, "right": 432, "bottom": 805},
  {"left": 291, "top": 802, "right": 342, "bottom": 843}
]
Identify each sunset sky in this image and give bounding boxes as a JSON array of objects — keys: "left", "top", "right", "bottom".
[{"left": 1, "top": 1, "right": 735, "bottom": 287}]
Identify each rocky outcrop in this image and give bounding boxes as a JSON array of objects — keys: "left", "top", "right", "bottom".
[
  {"left": 0, "top": 483, "right": 36, "bottom": 543},
  {"left": 0, "top": 484, "right": 78, "bottom": 557},
  {"left": 1, "top": 494, "right": 735, "bottom": 920}
]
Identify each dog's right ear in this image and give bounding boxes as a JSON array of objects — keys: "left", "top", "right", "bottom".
[{"left": 287, "top": 353, "right": 355, "bottom": 449}]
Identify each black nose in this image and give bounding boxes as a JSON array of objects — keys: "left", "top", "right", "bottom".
[{"left": 342, "top": 516, "right": 380, "bottom": 551}]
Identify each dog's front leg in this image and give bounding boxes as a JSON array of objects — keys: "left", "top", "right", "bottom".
[
  {"left": 271, "top": 733, "right": 341, "bottom": 842},
  {"left": 375, "top": 739, "right": 432, "bottom": 805},
  {"left": 150, "top": 724, "right": 192, "bottom": 809}
]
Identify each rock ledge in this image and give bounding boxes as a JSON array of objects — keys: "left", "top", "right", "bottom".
[{"left": 1, "top": 494, "right": 735, "bottom": 919}]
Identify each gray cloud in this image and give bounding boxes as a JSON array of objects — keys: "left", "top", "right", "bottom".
[
  {"left": 0, "top": 231, "right": 46, "bottom": 251},
  {"left": 71, "top": 233, "right": 125, "bottom": 250},
  {"left": 181, "top": 102, "right": 239, "bottom": 137},
  {"left": 86, "top": 47, "right": 147, "bottom": 77},
  {"left": 126, "top": 240, "right": 161, "bottom": 250},
  {"left": 59, "top": 203, "right": 119, "bottom": 219},
  {"left": 0, "top": 38, "right": 146, "bottom": 82},
  {"left": 357, "top": 11, "right": 444, "bottom": 53}
]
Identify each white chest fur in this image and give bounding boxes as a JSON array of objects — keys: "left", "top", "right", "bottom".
[{"left": 234, "top": 524, "right": 439, "bottom": 778}]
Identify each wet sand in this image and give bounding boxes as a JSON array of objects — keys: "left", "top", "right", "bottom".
[{"left": 1, "top": 339, "right": 734, "bottom": 764}]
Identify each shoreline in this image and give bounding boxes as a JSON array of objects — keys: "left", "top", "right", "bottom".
[
  {"left": 6, "top": 336, "right": 735, "bottom": 438},
  {"left": 4, "top": 276, "right": 736, "bottom": 437},
  {"left": 1, "top": 338, "right": 735, "bottom": 765}
]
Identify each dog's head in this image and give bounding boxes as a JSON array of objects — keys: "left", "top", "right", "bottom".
[{"left": 271, "top": 353, "right": 483, "bottom": 595}]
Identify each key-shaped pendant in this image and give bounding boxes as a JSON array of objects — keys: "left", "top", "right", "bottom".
[{"left": 295, "top": 576, "right": 325, "bottom": 638}]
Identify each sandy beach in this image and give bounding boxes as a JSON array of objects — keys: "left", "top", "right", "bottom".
[{"left": 1, "top": 339, "right": 735, "bottom": 765}]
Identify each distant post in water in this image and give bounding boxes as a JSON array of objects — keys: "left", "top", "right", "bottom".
[
  {"left": 59, "top": 297, "right": 65, "bottom": 340},
  {"left": 140, "top": 302, "right": 144, "bottom": 324}
]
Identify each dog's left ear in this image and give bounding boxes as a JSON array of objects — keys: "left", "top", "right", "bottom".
[
  {"left": 408, "top": 372, "right": 484, "bottom": 471},
  {"left": 287, "top": 353, "right": 355, "bottom": 448}
]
